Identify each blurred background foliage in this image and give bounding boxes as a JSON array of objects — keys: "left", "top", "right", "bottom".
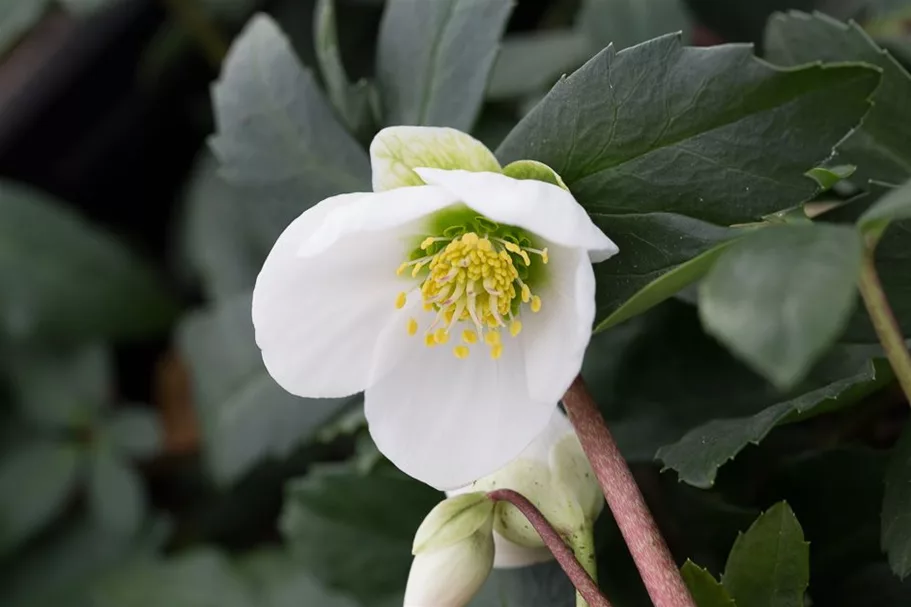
[{"left": 1, "top": 0, "right": 910, "bottom": 605}]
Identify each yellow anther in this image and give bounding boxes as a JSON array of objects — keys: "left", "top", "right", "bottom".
[
  {"left": 461, "top": 232, "right": 479, "bottom": 245},
  {"left": 434, "top": 328, "right": 450, "bottom": 344},
  {"left": 462, "top": 329, "right": 478, "bottom": 344},
  {"left": 490, "top": 344, "right": 503, "bottom": 360},
  {"left": 407, "top": 318, "right": 418, "bottom": 336},
  {"left": 521, "top": 284, "right": 531, "bottom": 303},
  {"left": 423, "top": 303, "right": 433, "bottom": 311},
  {"left": 424, "top": 334, "right": 437, "bottom": 347},
  {"left": 477, "top": 238, "right": 492, "bottom": 252},
  {"left": 397, "top": 262, "right": 409, "bottom": 276},
  {"left": 411, "top": 261, "right": 426, "bottom": 278},
  {"left": 484, "top": 330, "right": 501, "bottom": 346},
  {"left": 531, "top": 295, "right": 542, "bottom": 313},
  {"left": 509, "top": 319, "right": 522, "bottom": 337},
  {"left": 453, "top": 345, "right": 470, "bottom": 359},
  {"left": 395, "top": 292, "right": 407, "bottom": 309},
  {"left": 420, "top": 237, "right": 436, "bottom": 250},
  {"left": 503, "top": 241, "right": 521, "bottom": 254},
  {"left": 517, "top": 250, "right": 531, "bottom": 265},
  {"left": 541, "top": 248, "right": 549, "bottom": 264}
]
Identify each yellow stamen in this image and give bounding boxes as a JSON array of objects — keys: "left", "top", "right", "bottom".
[
  {"left": 395, "top": 292, "right": 407, "bottom": 309},
  {"left": 509, "top": 319, "right": 522, "bottom": 337},
  {"left": 434, "top": 328, "right": 450, "bottom": 344},
  {"left": 484, "top": 330, "right": 501, "bottom": 346},
  {"left": 521, "top": 284, "right": 531, "bottom": 303},
  {"left": 454, "top": 345, "right": 470, "bottom": 359},
  {"left": 407, "top": 318, "right": 418, "bottom": 336},
  {"left": 490, "top": 344, "right": 503, "bottom": 360},
  {"left": 517, "top": 250, "right": 531, "bottom": 265},
  {"left": 424, "top": 334, "right": 437, "bottom": 347},
  {"left": 462, "top": 329, "right": 478, "bottom": 344},
  {"left": 397, "top": 262, "right": 408, "bottom": 276},
  {"left": 541, "top": 248, "right": 549, "bottom": 264},
  {"left": 420, "top": 237, "right": 436, "bottom": 250},
  {"left": 531, "top": 295, "right": 542, "bottom": 313}
]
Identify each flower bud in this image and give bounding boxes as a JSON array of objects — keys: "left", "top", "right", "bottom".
[
  {"left": 448, "top": 409, "right": 603, "bottom": 564},
  {"left": 404, "top": 495, "right": 495, "bottom": 607}
]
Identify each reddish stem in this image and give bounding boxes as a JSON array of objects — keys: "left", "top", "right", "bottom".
[
  {"left": 562, "top": 376, "right": 696, "bottom": 607},
  {"left": 487, "top": 489, "right": 612, "bottom": 607}
]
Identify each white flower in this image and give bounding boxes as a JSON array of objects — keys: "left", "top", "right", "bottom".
[
  {"left": 405, "top": 493, "right": 496, "bottom": 607},
  {"left": 252, "top": 126, "right": 618, "bottom": 490},
  {"left": 448, "top": 410, "right": 603, "bottom": 568}
]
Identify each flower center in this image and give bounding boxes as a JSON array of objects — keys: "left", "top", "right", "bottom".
[{"left": 395, "top": 226, "right": 547, "bottom": 360}]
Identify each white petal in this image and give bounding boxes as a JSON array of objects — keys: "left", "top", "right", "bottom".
[
  {"left": 520, "top": 245, "right": 597, "bottom": 404},
  {"left": 413, "top": 168, "right": 618, "bottom": 260},
  {"left": 370, "top": 126, "right": 500, "bottom": 192},
  {"left": 365, "top": 303, "right": 557, "bottom": 490},
  {"left": 514, "top": 408, "right": 575, "bottom": 464},
  {"left": 299, "top": 185, "right": 459, "bottom": 257},
  {"left": 252, "top": 189, "right": 456, "bottom": 398}
]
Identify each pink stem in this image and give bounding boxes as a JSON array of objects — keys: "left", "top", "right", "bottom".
[
  {"left": 562, "top": 376, "right": 696, "bottom": 607},
  {"left": 487, "top": 489, "right": 612, "bottom": 607}
]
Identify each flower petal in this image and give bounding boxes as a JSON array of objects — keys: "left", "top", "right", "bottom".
[
  {"left": 253, "top": 189, "right": 456, "bottom": 398},
  {"left": 370, "top": 126, "right": 501, "bottom": 192},
  {"left": 365, "top": 303, "right": 557, "bottom": 490},
  {"left": 414, "top": 168, "right": 618, "bottom": 260},
  {"left": 520, "top": 244, "right": 597, "bottom": 404}
]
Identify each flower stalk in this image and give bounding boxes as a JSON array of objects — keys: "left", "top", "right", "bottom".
[
  {"left": 487, "top": 489, "right": 611, "bottom": 607},
  {"left": 562, "top": 377, "right": 696, "bottom": 607},
  {"left": 857, "top": 248, "right": 911, "bottom": 404}
]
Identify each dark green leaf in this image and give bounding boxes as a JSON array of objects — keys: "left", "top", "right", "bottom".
[
  {"left": 0, "top": 1, "right": 51, "bottom": 58},
  {"left": 0, "top": 442, "right": 81, "bottom": 554},
  {"left": 681, "top": 560, "right": 736, "bottom": 607},
  {"left": 860, "top": 177, "right": 911, "bottom": 234},
  {"left": 211, "top": 14, "right": 370, "bottom": 247},
  {"left": 579, "top": 0, "right": 692, "bottom": 51},
  {"left": 657, "top": 358, "right": 891, "bottom": 488},
  {"left": 487, "top": 31, "right": 590, "bottom": 100},
  {"left": 497, "top": 35, "right": 878, "bottom": 226},
  {"left": 376, "top": 0, "right": 513, "bottom": 130},
  {"left": 92, "top": 548, "right": 254, "bottom": 607},
  {"left": 9, "top": 344, "right": 111, "bottom": 429},
  {"left": 87, "top": 450, "right": 146, "bottom": 535},
  {"left": 104, "top": 408, "right": 162, "bottom": 459},
  {"left": 722, "top": 502, "right": 809, "bottom": 607},
  {"left": 0, "top": 181, "right": 177, "bottom": 340},
  {"left": 699, "top": 224, "right": 863, "bottom": 389},
  {"left": 591, "top": 212, "right": 737, "bottom": 331},
  {"left": 178, "top": 294, "right": 350, "bottom": 484},
  {"left": 765, "top": 11, "right": 911, "bottom": 186},
  {"left": 280, "top": 464, "right": 440, "bottom": 602},
  {"left": 313, "top": 0, "right": 373, "bottom": 135},
  {"left": 180, "top": 152, "right": 264, "bottom": 301},
  {"left": 239, "top": 549, "right": 361, "bottom": 607},
  {"left": 816, "top": 563, "right": 911, "bottom": 607},
  {"left": 883, "top": 423, "right": 911, "bottom": 578}
]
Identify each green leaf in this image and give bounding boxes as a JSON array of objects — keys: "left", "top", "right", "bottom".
[
  {"left": 681, "top": 560, "right": 736, "bottom": 607},
  {"left": 722, "top": 502, "right": 809, "bottom": 607},
  {"left": 9, "top": 344, "right": 112, "bottom": 428},
  {"left": 238, "top": 549, "right": 361, "bottom": 607},
  {"left": 211, "top": 14, "right": 370, "bottom": 247},
  {"left": 806, "top": 164, "right": 856, "bottom": 191},
  {"left": 883, "top": 422, "right": 911, "bottom": 578},
  {"left": 579, "top": 0, "right": 692, "bottom": 51},
  {"left": 699, "top": 224, "right": 863, "bottom": 389},
  {"left": 591, "top": 213, "right": 737, "bottom": 331},
  {"left": 104, "top": 408, "right": 162, "bottom": 459},
  {"left": 487, "top": 31, "right": 591, "bottom": 100},
  {"left": 656, "top": 357, "right": 891, "bottom": 488},
  {"left": 0, "top": 442, "right": 81, "bottom": 554},
  {"left": 764, "top": 11, "right": 911, "bottom": 186},
  {"left": 497, "top": 34, "right": 879, "bottom": 226},
  {"left": 0, "top": 0, "right": 51, "bottom": 58},
  {"left": 860, "top": 177, "right": 911, "bottom": 235},
  {"left": 178, "top": 294, "right": 351, "bottom": 484},
  {"left": 0, "top": 181, "right": 177, "bottom": 340},
  {"left": 92, "top": 548, "right": 254, "bottom": 607},
  {"left": 502, "top": 159, "right": 569, "bottom": 190},
  {"left": 180, "top": 152, "right": 264, "bottom": 301},
  {"left": 87, "top": 450, "right": 146, "bottom": 535},
  {"left": 313, "top": 0, "right": 373, "bottom": 135},
  {"left": 376, "top": 0, "right": 513, "bottom": 130},
  {"left": 280, "top": 464, "right": 440, "bottom": 602}
]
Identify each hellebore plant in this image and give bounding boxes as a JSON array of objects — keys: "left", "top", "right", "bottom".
[{"left": 252, "top": 126, "right": 617, "bottom": 490}]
